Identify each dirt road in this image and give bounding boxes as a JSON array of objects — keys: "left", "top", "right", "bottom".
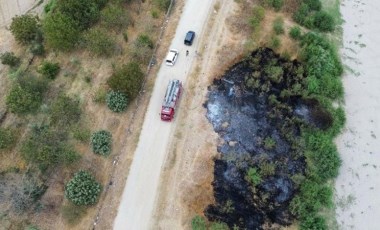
[
  {"left": 0, "top": 0, "right": 39, "bottom": 27},
  {"left": 335, "top": 0, "right": 380, "bottom": 229},
  {"left": 113, "top": 1, "right": 214, "bottom": 229}
]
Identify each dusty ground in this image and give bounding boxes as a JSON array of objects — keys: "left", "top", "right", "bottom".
[{"left": 335, "top": 0, "right": 380, "bottom": 229}]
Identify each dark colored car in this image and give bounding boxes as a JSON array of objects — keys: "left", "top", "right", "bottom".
[{"left": 184, "top": 31, "right": 195, "bottom": 46}]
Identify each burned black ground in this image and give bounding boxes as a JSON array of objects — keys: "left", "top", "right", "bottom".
[{"left": 204, "top": 48, "right": 329, "bottom": 229}]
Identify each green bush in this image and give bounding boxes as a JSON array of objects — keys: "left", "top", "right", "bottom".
[
  {"left": 83, "top": 27, "right": 116, "bottom": 56},
  {"left": 273, "top": 17, "right": 284, "bottom": 35},
  {"left": 269, "top": 36, "right": 281, "bottom": 49},
  {"left": 91, "top": 130, "right": 112, "bottom": 156},
  {"left": 270, "top": 0, "right": 284, "bottom": 11},
  {"left": 191, "top": 215, "right": 207, "bottom": 230},
  {"left": 246, "top": 167, "right": 262, "bottom": 186},
  {"left": 313, "top": 11, "right": 335, "bottom": 32},
  {"left": 123, "top": 32, "right": 128, "bottom": 42},
  {"left": 304, "top": 0, "right": 322, "bottom": 11},
  {"left": 21, "top": 125, "right": 80, "bottom": 170},
  {"left": 38, "top": 61, "right": 60, "bottom": 79},
  {"left": 300, "top": 213, "right": 327, "bottom": 230},
  {"left": 249, "top": 6, "right": 265, "bottom": 29},
  {"left": 107, "top": 62, "right": 144, "bottom": 99},
  {"left": 6, "top": 76, "right": 47, "bottom": 115},
  {"left": 106, "top": 91, "right": 128, "bottom": 112},
  {"left": 263, "top": 137, "right": 276, "bottom": 149},
  {"left": 259, "top": 162, "right": 276, "bottom": 176},
  {"left": 72, "top": 126, "right": 91, "bottom": 143},
  {"left": 93, "top": 87, "right": 107, "bottom": 103},
  {"left": 43, "top": 12, "right": 80, "bottom": 51},
  {"left": 101, "top": 4, "right": 129, "bottom": 30},
  {"left": 65, "top": 170, "right": 101, "bottom": 205},
  {"left": 61, "top": 203, "right": 87, "bottom": 225},
  {"left": 10, "top": 14, "right": 39, "bottom": 44},
  {"left": 151, "top": 10, "right": 159, "bottom": 18},
  {"left": 136, "top": 34, "right": 154, "bottom": 49},
  {"left": 210, "top": 222, "right": 229, "bottom": 230},
  {"left": 289, "top": 26, "right": 302, "bottom": 40},
  {"left": 56, "top": 0, "right": 101, "bottom": 30},
  {"left": 1, "top": 52, "right": 20, "bottom": 67},
  {"left": 293, "top": 4, "right": 310, "bottom": 24},
  {"left": 44, "top": 0, "right": 57, "bottom": 13},
  {"left": 26, "top": 225, "right": 40, "bottom": 230},
  {"left": 0, "top": 128, "right": 17, "bottom": 150},
  {"left": 50, "top": 94, "right": 81, "bottom": 127},
  {"left": 30, "top": 42, "right": 45, "bottom": 56},
  {"left": 154, "top": 0, "right": 171, "bottom": 11}
]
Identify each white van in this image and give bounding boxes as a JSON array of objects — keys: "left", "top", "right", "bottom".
[{"left": 165, "top": 49, "right": 179, "bottom": 66}]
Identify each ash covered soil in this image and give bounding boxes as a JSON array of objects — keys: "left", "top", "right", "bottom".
[{"left": 204, "top": 48, "right": 330, "bottom": 229}]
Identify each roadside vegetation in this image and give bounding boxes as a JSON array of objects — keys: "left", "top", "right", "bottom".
[
  {"left": 195, "top": 0, "right": 344, "bottom": 229},
  {"left": 0, "top": 0, "right": 169, "bottom": 228}
]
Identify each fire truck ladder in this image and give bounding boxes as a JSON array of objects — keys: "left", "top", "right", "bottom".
[{"left": 163, "top": 80, "right": 180, "bottom": 108}]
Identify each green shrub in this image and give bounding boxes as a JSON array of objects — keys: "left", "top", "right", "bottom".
[
  {"left": 43, "top": 12, "right": 80, "bottom": 51},
  {"left": 313, "top": 11, "right": 335, "bottom": 32},
  {"left": 304, "top": 0, "right": 322, "bottom": 11},
  {"left": 10, "top": 14, "right": 39, "bottom": 44},
  {"left": 101, "top": 4, "right": 129, "bottom": 30},
  {"left": 106, "top": 91, "right": 128, "bottom": 112},
  {"left": 107, "top": 62, "right": 144, "bottom": 99},
  {"left": 300, "top": 213, "right": 327, "bottom": 230},
  {"left": 38, "top": 61, "right": 60, "bottom": 79},
  {"left": 21, "top": 125, "right": 80, "bottom": 170},
  {"left": 293, "top": 4, "right": 310, "bottom": 24},
  {"left": 210, "top": 222, "right": 229, "bottom": 230},
  {"left": 263, "top": 137, "right": 276, "bottom": 149},
  {"left": 44, "top": 0, "right": 57, "bottom": 13},
  {"left": 65, "top": 170, "right": 101, "bottom": 205},
  {"left": 289, "top": 26, "right": 302, "bottom": 40},
  {"left": 91, "top": 130, "right": 112, "bottom": 156},
  {"left": 61, "top": 203, "right": 87, "bottom": 225},
  {"left": 191, "top": 215, "right": 207, "bottom": 230},
  {"left": 83, "top": 27, "right": 116, "bottom": 56},
  {"left": 154, "top": 0, "right": 171, "bottom": 11},
  {"left": 246, "top": 167, "right": 262, "bottom": 186},
  {"left": 151, "top": 10, "right": 159, "bottom": 18},
  {"left": 123, "top": 32, "right": 128, "bottom": 42},
  {"left": 6, "top": 76, "right": 47, "bottom": 115},
  {"left": 249, "top": 6, "right": 265, "bottom": 29},
  {"left": 273, "top": 17, "right": 284, "bottom": 35},
  {"left": 136, "top": 34, "right": 154, "bottom": 49},
  {"left": 30, "top": 42, "right": 45, "bottom": 56},
  {"left": 26, "top": 225, "right": 40, "bottom": 230},
  {"left": 56, "top": 0, "right": 101, "bottom": 30},
  {"left": 50, "top": 94, "right": 81, "bottom": 127},
  {"left": 270, "top": 0, "right": 284, "bottom": 11},
  {"left": 93, "top": 87, "right": 107, "bottom": 103},
  {"left": 72, "top": 126, "right": 91, "bottom": 143},
  {"left": 0, "top": 128, "right": 17, "bottom": 150},
  {"left": 269, "top": 36, "right": 281, "bottom": 49},
  {"left": 259, "top": 162, "right": 276, "bottom": 176},
  {"left": 0, "top": 52, "right": 20, "bottom": 67}
]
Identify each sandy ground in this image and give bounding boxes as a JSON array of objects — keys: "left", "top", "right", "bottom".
[
  {"left": 113, "top": 0, "right": 215, "bottom": 229},
  {"left": 0, "top": 0, "right": 39, "bottom": 27},
  {"left": 335, "top": 0, "right": 380, "bottom": 229}
]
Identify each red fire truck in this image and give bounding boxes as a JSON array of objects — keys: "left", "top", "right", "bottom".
[{"left": 161, "top": 79, "right": 182, "bottom": 121}]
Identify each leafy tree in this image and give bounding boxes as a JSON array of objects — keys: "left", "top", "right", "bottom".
[
  {"left": 91, "top": 130, "right": 112, "bottom": 156},
  {"left": 56, "top": 0, "right": 101, "bottom": 30},
  {"left": 0, "top": 128, "right": 17, "bottom": 150},
  {"left": 83, "top": 27, "right": 115, "bottom": 56},
  {"left": 101, "top": 4, "right": 129, "bottom": 30},
  {"left": 10, "top": 14, "right": 39, "bottom": 44},
  {"left": 313, "top": 11, "right": 335, "bottom": 32},
  {"left": 106, "top": 91, "right": 128, "bottom": 112},
  {"left": 21, "top": 125, "right": 79, "bottom": 170},
  {"left": 65, "top": 170, "right": 101, "bottom": 205},
  {"left": 38, "top": 61, "right": 60, "bottom": 79},
  {"left": 43, "top": 12, "right": 80, "bottom": 51},
  {"left": 107, "top": 62, "right": 144, "bottom": 99},
  {"left": 191, "top": 215, "right": 207, "bottom": 230},
  {"left": 0, "top": 52, "right": 20, "bottom": 67},
  {"left": 6, "top": 76, "right": 47, "bottom": 115},
  {"left": 50, "top": 94, "right": 81, "bottom": 127}
]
